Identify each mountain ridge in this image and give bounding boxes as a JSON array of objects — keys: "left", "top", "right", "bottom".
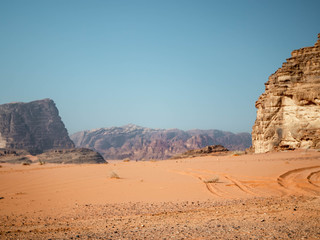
[{"left": 71, "top": 124, "right": 251, "bottom": 160}]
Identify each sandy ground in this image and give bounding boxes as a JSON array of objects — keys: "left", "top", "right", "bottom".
[{"left": 0, "top": 150, "right": 320, "bottom": 239}]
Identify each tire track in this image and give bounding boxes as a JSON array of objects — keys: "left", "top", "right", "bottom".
[
  {"left": 223, "top": 175, "right": 258, "bottom": 196},
  {"left": 277, "top": 166, "right": 320, "bottom": 195},
  {"left": 190, "top": 168, "right": 259, "bottom": 196},
  {"left": 173, "top": 169, "right": 261, "bottom": 198},
  {"left": 197, "top": 176, "right": 225, "bottom": 197},
  {"left": 307, "top": 170, "right": 320, "bottom": 187},
  {"left": 172, "top": 170, "right": 231, "bottom": 198}
]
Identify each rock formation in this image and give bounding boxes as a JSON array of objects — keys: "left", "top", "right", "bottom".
[
  {"left": 0, "top": 149, "right": 32, "bottom": 164},
  {"left": 171, "top": 145, "right": 229, "bottom": 159},
  {"left": 71, "top": 124, "right": 251, "bottom": 160},
  {"left": 0, "top": 99, "right": 74, "bottom": 154},
  {"left": 0, "top": 148, "right": 106, "bottom": 164},
  {"left": 252, "top": 34, "right": 320, "bottom": 153},
  {"left": 37, "top": 148, "right": 105, "bottom": 164}
]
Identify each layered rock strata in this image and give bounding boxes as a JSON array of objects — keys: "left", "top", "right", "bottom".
[
  {"left": 252, "top": 34, "right": 320, "bottom": 153},
  {"left": 71, "top": 124, "right": 251, "bottom": 160},
  {"left": 0, "top": 99, "right": 74, "bottom": 154}
]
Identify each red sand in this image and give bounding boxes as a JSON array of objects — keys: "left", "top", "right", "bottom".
[{"left": 1, "top": 150, "right": 320, "bottom": 239}]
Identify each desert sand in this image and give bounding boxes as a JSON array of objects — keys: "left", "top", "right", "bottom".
[{"left": 1, "top": 150, "right": 320, "bottom": 239}]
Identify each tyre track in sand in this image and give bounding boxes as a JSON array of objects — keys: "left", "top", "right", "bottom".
[
  {"left": 223, "top": 175, "right": 258, "bottom": 196},
  {"left": 191, "top": 169, "right": 259, "bottom": 196},
  {"left": 307, "top": 170, "right": 320, "bottom": 187},
  {"left": 173, "top": 169, "right": 260, "bottom": 198},
  {"left": 171, "top": 170, "right": 231, "bottom": 198},
  {"left": 277, "top": 166, "right": 320, "bottom": 196}
]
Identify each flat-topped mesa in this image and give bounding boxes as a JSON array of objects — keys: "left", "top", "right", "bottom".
[
  {"left": 252, "top": 34, "right": 320, "bottom": 153},
  {"left": 0, "top": 99, "right": 74, "bottom": 154}
]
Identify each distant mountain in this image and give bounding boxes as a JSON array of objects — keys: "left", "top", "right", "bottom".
[
  {"left": 71, "top": 124, "right": 251, "bottom": 160},
  {"left": 0, "top": 99, "right": 74, "bottom": 154},
  {"left": 0, "top": 99, "right": 106, "bottom": 164}
]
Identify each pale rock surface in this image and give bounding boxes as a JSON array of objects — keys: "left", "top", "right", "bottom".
[{"left": 252, "top": 34, "right": 320, "bottom": 153}]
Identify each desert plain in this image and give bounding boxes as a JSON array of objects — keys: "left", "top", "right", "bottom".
[{"left": 1, "top": 150, "right": 320, "bottom": 239}]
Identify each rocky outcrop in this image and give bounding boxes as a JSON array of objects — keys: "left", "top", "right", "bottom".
[
  {"left": 171, "top": 145, "right": 229, "bottom": 159},
  {"left": 0, "top": 148, "right": 32, "bottom": 164},
  {"left": 0, "top": 99, "right": 74, "bottom": 154},
  {"left": 252, "top": 34, "right": 320, "bottom": 153},
  {"left": 0, "top": 148, "right": 106, "bottom": 164},
  {"left": 37, "top": 148, "right": 106, "bottom": 164},
  {"left": 71, "top": 124, "right": 251, "bottom": 160}
]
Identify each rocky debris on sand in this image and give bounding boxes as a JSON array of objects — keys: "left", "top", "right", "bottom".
[
  {"left": 0, "top": 148, "right": 32, "bottom": 164},
  {"left": 0, "top": 99, "right": 74, "bottom": 154},
  {"left": 37, "top": 148, "right": 106, "bottom": 164},
  {"left": 0, "top": 147, "right": 106, "bottom": 164},
  {"left": 252, "top": 34, "right": 320, "bottom": 153},
  {"left": 1, "top": 196, "right": 319, "bottom": 239},
  {"left": 171, "top": 145, "right": 229, "bottom": 159}
]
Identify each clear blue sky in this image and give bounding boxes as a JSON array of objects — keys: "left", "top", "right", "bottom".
[{"left": 0, "top": 0, "right": 319, "bottom": 134}]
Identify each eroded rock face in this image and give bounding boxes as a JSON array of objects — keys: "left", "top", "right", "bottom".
[
  {"left": 71, "top": 124, "right": 251, "bottom": 160},
  {"left": 0, "top": 99, "right": 74, "bottom": 154},
  {"left": 252, "top": 34, "right": 320, "bottom": 153}
]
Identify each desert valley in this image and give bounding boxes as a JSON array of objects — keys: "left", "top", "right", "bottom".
[
  {"left": 1, "top": 150, "right": 320, "bottom": 239},
  {"left": 0, "top": 31, "right": 320, "bottom": 240}
]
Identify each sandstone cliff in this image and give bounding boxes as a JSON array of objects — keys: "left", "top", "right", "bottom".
[
  {"left": 0, "top": 99, "right": 74, "bottom": 154},
  {"left": 71, "top": 124, "right": 251, "bottom": 160},
  {"left": 252, "top": 34, "right": 320, "bottom": 153}
]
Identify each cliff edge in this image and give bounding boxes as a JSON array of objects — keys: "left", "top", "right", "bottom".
[
  {"left": 0, "top": 99, "right": 74, "bottom": 154},
  {"left": 252, "top": 34, "right": 320, "bottom": 153}
]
